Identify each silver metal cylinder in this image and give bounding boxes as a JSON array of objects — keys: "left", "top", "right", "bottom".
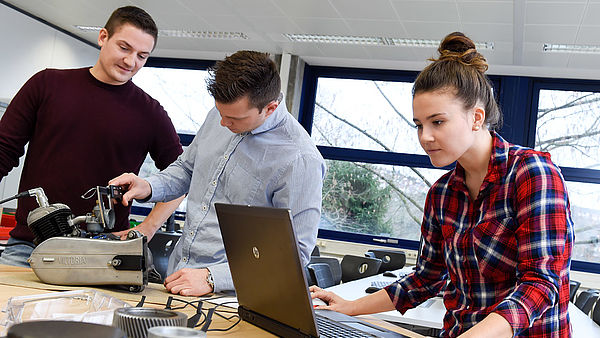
[{"left": 147, "top": 326, "right": 206, "bottom": 338}]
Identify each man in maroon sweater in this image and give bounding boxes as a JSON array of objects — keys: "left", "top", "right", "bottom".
[{"left": 0, "top": 6, "right": 182, "bottom": 267}]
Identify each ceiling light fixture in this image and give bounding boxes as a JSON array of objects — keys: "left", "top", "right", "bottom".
[
  {"left": 74, "top": 25, "right": 248, "bottom": 40},
  {"left": 283, "top": 33, "right": 494, "bottom": 50},
  {"left": 543, "top": 43, "right": 600, "bottom": 54},
  {"left": 74, "top": 25, "right": 101, "bottom": 32},
  {"left": 159, "top": 30, "right": 248, "bottom": 40}
]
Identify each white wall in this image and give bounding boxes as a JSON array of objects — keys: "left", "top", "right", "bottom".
[{"left": 0, "top": 4, "right": 98, "bottom": 207}]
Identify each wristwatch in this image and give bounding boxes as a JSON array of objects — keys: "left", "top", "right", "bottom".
[{"left": 205, "top": 270, "right": 215, "bottom": 291}]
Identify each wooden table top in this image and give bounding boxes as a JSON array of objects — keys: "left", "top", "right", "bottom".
[{"left": 0, "top": 264, "right": 421, "bottom": 337}]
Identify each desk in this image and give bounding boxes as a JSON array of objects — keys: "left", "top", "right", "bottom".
[
  {"left": 326, "top": 267, "right": 600, "bottom": 335},
  {"left": 0, "top": 265, "right": 269, "bottom": 337},
  {"left": 0, "top": 265, "right": 420, "bottom": 337}
]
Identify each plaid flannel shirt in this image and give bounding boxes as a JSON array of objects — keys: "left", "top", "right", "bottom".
[{"left": 385, "top": 132, "right": 573, "bottom": 337}]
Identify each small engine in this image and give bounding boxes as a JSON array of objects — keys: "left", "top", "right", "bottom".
[{"left": 0, "top": 186, "right": 158, "bottom": 292}]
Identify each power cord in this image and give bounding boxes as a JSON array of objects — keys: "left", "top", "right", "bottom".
[{"left": 163, "top": 296, "right": 242, "bottom": 332}]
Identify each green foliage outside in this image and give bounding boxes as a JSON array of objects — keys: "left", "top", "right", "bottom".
[{"left": 322, "top": 161, "right": 393, "bottom": 235}]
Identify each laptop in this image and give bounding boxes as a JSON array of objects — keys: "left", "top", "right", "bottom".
[{"left": 215, "top": 203, "right": 408, "bottom": 338}]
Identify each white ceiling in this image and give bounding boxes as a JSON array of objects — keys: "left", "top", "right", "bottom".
[{"left": 5, "top": 0, "right": 600, "bottom": 79}]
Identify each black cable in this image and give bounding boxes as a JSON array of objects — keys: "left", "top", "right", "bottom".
[
  {"left": 165, "top": 296, "right": 174, "bottom": 309},
  {"left": 164, "top": 296, "right": 202, "bottom": 311},
  {"left": 162, "top": 296, "right": 242, "bottom": 332},
  {"left": 198, "top": 294, "right": 232, "bottom": 301},
  {"left": 206, "top": 315, "right": 242, "bottom": 332},
  {"left": 213, "top": 308, "right": 238, "bottom": 316},
  {"left": 200, "top": 308, "right": 214, "bottom": 332},
  {"left": 211, "top": 302, "right": 240, "bottom": 318},
  {"left": 0, "top": 191, "right": 30, "bottom": 205},
  {"left": 135, "top": 296, "right": 146, "bottom": 307},
  {"left": 204, "top": 302, "right": 241, "bottom": 331},
  {"left": 186, "top": 301, "right": 204, "bottom": 328}
]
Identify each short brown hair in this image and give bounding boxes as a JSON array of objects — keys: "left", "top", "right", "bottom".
[
  {"left": 104, "top": 6, "right": 158, "bottom": 47},
  {"left": 413, "top": 32, "right": 502, "bottom": 130},
  {"left": 207, "top": 51, "right": 281, "bottom": 110}
]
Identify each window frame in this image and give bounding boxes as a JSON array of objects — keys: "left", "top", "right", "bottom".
[
  {"left": 299, "top": 65, "right": 458, "bottom": 250},
  {"left": 126, "top": 57, "right": 600, "bottom": 274},
  {"left": 529, "top": 79, "right": 600, "bottom": 184},
  {"left": 299, "top": 63, "right": 600, "bottom": 274},
  {"left": 129, "top": 57, "right": 215, "bottom": 219},
  {"left": 528, "top": 78, "right": 600, "bottom": 273}
]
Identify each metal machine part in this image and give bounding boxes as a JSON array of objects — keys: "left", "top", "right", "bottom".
[
  {"left": 1, "top": 188, "right": 76, "bottom": 245},
  {"left": 2, "top": 186, "right": 153, "bottom": 291},
  {"left": 7, "top": 320, "right": 126, "bottom": 338},
  {"left": 1, "top": 185, "right": 125, "bottom": 244},
  {"left": 0, "top": 187, "right": 49, "bottom": 207},
  {"left": 79, "top": 185, "right": 123, "bottom": 233},
  {"left": 27, "top": 236, "right": 149, "bottom": 292},
  {"left": 147, "top": 326, "right": 206, "bottom": 338},
  {"left": 112, "top": 308, "right": 187, "bottom": 338},
  {"left": 26, "top": 203, "right": 73, "bottom": 245}
]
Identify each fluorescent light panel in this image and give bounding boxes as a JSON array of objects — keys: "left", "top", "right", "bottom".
[
  {"left": 283, "top": 33, "right": 494, "bottom": 50},
  {"left": 543, "top": 43, "right": 600, "bottom": 54},
  {"left": 74, "top": 26, "right": 248, "bottom": 40},
  {"left": 75, "top": 25, "right": 101, "bottom": 32},
  {"left": 159, "top": 30, "right": 247, "bottom": 39}
]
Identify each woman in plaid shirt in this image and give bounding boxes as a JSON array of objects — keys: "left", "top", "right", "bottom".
[{"left": 311, "top": 32, "right": 574, "bottom": 337}]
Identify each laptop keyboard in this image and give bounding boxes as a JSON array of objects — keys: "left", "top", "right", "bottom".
[
  {"left": 371, "top": 271, "right": 409, "bottom": 288},
  {"left": 370, "top": 280, "right": 392, "bottom": 288},
  {"left": 315, "top": 315, "right": 375, "bottom": 337}
]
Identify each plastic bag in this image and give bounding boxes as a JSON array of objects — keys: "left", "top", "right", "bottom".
[{"left": 0, "top": 289, "right": 130, "bottom": 334}]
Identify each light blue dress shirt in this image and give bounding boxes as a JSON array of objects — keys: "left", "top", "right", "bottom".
[{"left": 145, "top": 99, "right": 326, "bottom": 292}]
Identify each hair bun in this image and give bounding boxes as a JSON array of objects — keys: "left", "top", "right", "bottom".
[{"left": 435, "top": 32, "right": 488, "bottom": 73}]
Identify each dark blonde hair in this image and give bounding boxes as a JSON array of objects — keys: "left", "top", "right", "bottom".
[
  {"left": 207, "top": 51, "right": 281, "bottom": 110},
  {"left": 413, "top": 32, "right": 502, "bottom": 130}
]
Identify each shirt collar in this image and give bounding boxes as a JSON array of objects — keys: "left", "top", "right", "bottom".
[
  {"left": 449, "top": 131, "right": 510, "bottom": 190},
  {"left": 250, "top": 93, "right": 286, "bottom": 135}
]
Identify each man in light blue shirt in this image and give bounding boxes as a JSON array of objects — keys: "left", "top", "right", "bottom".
[{"left": 110, "top": 51, "right": 326, "bottom": 296}]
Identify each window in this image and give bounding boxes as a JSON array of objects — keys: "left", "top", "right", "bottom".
[
  {"left": 312, "top": 78, "right": 423, "bottom": 155},
  {"left": 322, "top": 159, "right": 444, "bottom": 242},
  {"left": 300, "top": 67, "right": 443, "bottom": 249},
  {"left": 535, "top": 89, "right": 600, "bottom": 169},
  {"left": 301, "top": 65, "right": 600, "bottom": 274},
  {"left": 534, "top": 87, "right": 600, "bottom": 265},
  {"left": 128, "top": 58, "right": 215, "bottom": 216},
  {"left": 123, "top": 58, "right": 600, "bottom": 274},
  {"left": 133, "top": 66, "right": 213, "bottom": 135},
  {"left": 0, "top": 101, "right": 7, "bottom": 116}
]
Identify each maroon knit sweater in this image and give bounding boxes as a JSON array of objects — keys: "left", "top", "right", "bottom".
[{"left": 0, "top": 68, "right": 183, "bottom": 242}]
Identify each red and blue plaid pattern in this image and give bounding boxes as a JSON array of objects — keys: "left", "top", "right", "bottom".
[{"left": 385, "top": 132, "right": 573, "bottom": 337}]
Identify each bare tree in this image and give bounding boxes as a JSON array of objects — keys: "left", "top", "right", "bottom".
[{"left": 315, "top": 82, "right": 600, "bottom": 259}]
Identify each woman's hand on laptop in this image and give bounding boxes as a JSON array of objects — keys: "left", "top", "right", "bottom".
[
  {"left": 309, "top": 286, "right": 357, "bottom": 316},
  {"left": 310, "top": 285, "right": 397, "bottom": 317}
]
